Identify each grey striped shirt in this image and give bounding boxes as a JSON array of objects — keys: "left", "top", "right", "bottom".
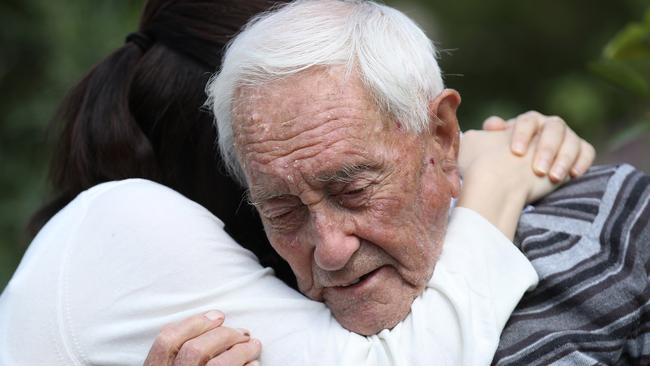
[{"left": 493, "top": 164, "right": 650, "bottom": 365}]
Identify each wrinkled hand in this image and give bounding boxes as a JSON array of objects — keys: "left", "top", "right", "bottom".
[
  {"left": 482, "top": 111, "right": 596, "bottom": 182},
  {"left": 144, "top": 311, "right": 261, "bottom": 366}
]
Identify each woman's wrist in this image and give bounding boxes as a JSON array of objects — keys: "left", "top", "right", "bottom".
[{"left": 456, "top": 165, "right": 529, "bottom": 240}]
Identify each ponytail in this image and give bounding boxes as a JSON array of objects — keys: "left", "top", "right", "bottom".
[
  {"left": 28, "top": 42, "right": 159, "bottom": 235},
  {"left": 27, "top": 0, "right": 298, "bottom": 290}
]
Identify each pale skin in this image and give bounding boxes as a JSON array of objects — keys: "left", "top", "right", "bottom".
[
  {"left": 143, "top": 68, "right": 595, "bottom": 365},
  {"left": 483, "top": 112, "right": 595, "bottom": 182}
]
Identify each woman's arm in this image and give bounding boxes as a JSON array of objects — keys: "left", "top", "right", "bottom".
[
  {"left": 459, "top": 112, "right": 595, "bottom": 239},
  {"left": 457, "top": 129, "right": 552, "bottom": 239}
]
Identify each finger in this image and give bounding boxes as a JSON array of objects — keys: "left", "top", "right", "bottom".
[
  {"left": 533, "top": 116, "right": 567, "bottom": 175},
  {"left": 482, "top": 116, "right": 508, "bottom": 131},
  {"left": 175, "top": 327, "right": 251, "bottom": 366},
  {"left": 548, "top": 130, "right": 581, "bottom": 183},
  {"left": 570, "top": 140, "right": 596, "bottom": 177},
  {"left": 145, "top": 311, "right": 225, "bottom": 366},
  {"left": 207, "top": 338, "right": 262, "bottom": 366},
  {"left": 510, "top": 113, "right": 542, "bottom": 156}
]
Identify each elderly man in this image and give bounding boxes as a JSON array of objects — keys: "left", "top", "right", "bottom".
[
  {"left": 206, "top": 0, "right": 650, "bottom": 363},
  {"left": 206, "top": 0, "right": 551, "bottom": 335},
  {"left": 209, "top": 0, "right": 513, "bottom": 335}
]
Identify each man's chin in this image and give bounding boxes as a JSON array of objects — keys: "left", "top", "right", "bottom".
[
  {"left": 331, "top": 299, "right": 412, "bottom": 335},
  {"left": 323, "top": 266, "right": 419, "bottom": 335}
]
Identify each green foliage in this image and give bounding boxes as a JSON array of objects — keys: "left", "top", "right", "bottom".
[
  {"left": 591, "top": 7, "right": 650, "bottom": 97},
  {"left": 588, "top": 3, "right": 650, "bottom": 155},
  {"left": 605, "top": 8, "right": 650, "bottom": 60},
  {"left": 544, "top": 75, "right": 607, "bottom": 137},
  {"left": 589, "top": 59, "right": 649, "bottom": 97}
]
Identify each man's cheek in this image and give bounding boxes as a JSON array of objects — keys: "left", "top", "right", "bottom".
[
  {"left": 270, "top": 235, "right": 311, "bottom": 275},
  {"left": 273, "top": 236, "right": 299, "bottom": 259},
  {"left": 365, "top": 193, "right": 406, "bottom": 223},
  {"left": 424, "top": 168, "right": 455, "bottom": 202}
]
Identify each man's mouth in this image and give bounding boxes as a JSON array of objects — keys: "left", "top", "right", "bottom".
[{"left": 334, "top": 266, "right": 385, "bottom": 289}]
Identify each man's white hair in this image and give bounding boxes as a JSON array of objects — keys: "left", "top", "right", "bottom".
[{"left": 206, "top": 0, "right": 445, "bottom": 185}]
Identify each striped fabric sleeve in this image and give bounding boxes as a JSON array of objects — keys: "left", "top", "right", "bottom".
[{"left": 493, "top": 164, "right": 650, "bottom": 365}]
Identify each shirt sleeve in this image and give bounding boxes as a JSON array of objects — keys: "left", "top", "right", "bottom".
[
  {"left": 55, "top": 181, "right": 536, "bottom": 366},
  {"left": 409, "top": 207, "right": 539, "bottom": 365}
]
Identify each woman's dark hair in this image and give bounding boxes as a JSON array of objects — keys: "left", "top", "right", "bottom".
[{"left": 28, "top": 0, "right": 296, "bottom": 288}]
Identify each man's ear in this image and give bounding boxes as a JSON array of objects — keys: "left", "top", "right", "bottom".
[{"left": 427, "top": 88, "right": 461, "bottom": 197}]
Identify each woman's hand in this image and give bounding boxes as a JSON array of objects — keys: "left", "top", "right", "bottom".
[
  {"left": 459, "top": 129, "right": 555, "bottom": 202},
  {"left": 144, "top": 310, "right": 261, "bottom": 366},
  {"left": 482, "top": 111, "right": 596, "bottom": 182},
  {"left": 457, "top": 128, "right": 559, "bottom": 239}
]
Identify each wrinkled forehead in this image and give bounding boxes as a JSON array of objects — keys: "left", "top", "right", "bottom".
[
  {"left": 232, "top": 67, "right": 385, "bottom": 142},
  {"left": 232, "top": 69, "right": 392, "bottom": 165}
]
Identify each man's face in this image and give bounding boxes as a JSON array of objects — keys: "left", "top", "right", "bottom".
[{"left": 232, "top": 67, "right": 460, "bottom": 335}]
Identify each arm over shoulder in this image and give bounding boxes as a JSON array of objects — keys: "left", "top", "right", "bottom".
[{"left": 1, "top": 179, "right": 539, "bottom": 366}]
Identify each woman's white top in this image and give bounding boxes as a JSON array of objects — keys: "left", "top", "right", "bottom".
[{"left": 0, "top": 179, "right": 537, "bottom": 365}]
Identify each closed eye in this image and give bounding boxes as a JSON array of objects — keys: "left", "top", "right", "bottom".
[
  {"left": 269, "top": 209, "right": 295, "bottom": 220},
  {"left": 335, "top": 184, "right": 373, "bottom": 209},
  {"left": 264, "top": 205, "right": 306, "bottom": 232},
  {"left": 344, "top": 187, "right": 366, "bottom": 195}
]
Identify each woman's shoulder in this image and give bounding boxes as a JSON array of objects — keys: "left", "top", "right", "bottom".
[
  {"left": 21, "top": 178, "right": 247, "bottom": 302},
  {"left": 22, "top": 178, "right": 246, "bottom": 289},
  {"left": 56, "top": 178, "right": 241, "bottom": 261},
  {"left": 74, "top": 178, "right": 224, "bottom": 227},
  {"left": 36, "top": 178, "right": 227, "bottom": 244}
]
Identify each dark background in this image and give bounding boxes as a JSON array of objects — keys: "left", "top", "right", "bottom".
[{"left": 2, "top": 0, "right": 649, "bottom": 290}]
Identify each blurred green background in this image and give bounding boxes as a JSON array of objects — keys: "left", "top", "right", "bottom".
[{"left": 1, "top": 0, "right": 649, "bottom": 290}]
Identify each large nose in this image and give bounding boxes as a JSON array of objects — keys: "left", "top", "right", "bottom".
[{"left": 311, "top": 211, "right": 360, "bottom": 271}]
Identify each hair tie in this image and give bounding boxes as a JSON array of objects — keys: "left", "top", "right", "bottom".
[{"left": 125, "top": 32, "right": 154, "bottom": 52}]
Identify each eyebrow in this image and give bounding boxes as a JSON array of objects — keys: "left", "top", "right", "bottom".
[
  {"left": 246, "top": 186, "right": 283, "bottom": 207},
  {"left": 247, "top": 162, "right": 383, "bottom": 206},
  {"left": 316, "top": 162, "right": 382, "bottom": 184}
]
